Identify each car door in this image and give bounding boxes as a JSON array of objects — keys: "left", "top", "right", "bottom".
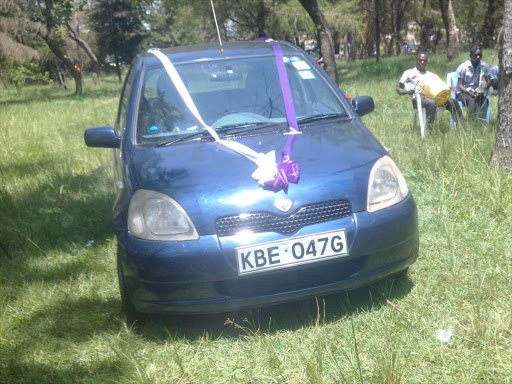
[{"left": 113, "top": 65, "right": 136, "bottom": 201}]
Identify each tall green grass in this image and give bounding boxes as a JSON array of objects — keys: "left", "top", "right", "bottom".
[{"left": 0, "top": 51, "right": 511, "bottom": 383}]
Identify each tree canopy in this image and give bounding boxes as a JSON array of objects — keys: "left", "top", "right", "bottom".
[{"left": 0, "top": 0, "right": 506, "bottom": 91}]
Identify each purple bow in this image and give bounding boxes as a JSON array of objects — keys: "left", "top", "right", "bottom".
[{"left": 263, "top": 152, "right": 300, "bottom": 191}]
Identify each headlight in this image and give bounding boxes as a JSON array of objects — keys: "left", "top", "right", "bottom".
[
  {"left": 367, "top": 156, "right": 409, "bottom": 213},
  {"left": 128, "top": 190, "right": 199, "bottom": 241}
]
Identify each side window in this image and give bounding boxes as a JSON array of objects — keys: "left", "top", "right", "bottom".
[{"left": 115, "top": 65, "right": 136, "bottom": 136}]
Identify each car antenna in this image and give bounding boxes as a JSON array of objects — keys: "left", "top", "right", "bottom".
[{"left": 210, "top": 0, "right": 224, "bottom": 55}]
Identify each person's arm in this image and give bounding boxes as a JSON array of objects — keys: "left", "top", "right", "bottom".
[
  {"left": 458, "top": 77, "right": 476, "bottom": 98},
  {"left": 484, "top": 74, "right": 492, "bottom": 89},
  {"left": 396, "top": 82, "right": 413, "bottom": 96}
]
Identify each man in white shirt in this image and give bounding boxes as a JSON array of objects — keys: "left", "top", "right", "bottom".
[
  {"left": 397, "top": 52, "right": 461, "bottom": 127},
  {"left": 456, "top": 46, "right": 491, "bottom": 119}
]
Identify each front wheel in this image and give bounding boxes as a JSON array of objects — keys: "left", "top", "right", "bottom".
[
  {"left": 117, "top": 256, "right": 145, "bottom": 326},
  {"left": 391, "top": 267, "right": 409, "bottom": 279}
]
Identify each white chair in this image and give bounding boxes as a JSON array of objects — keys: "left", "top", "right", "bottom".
[{"left": 413, "top": 93, "right": 427, "bottom": 139}]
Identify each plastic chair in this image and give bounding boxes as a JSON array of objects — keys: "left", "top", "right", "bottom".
[
  {"left": 446, "top": 72, "right": 490, "bottom": 128},
  {"left": 412, "top": 94, "right": 427, "bottom": 139}
]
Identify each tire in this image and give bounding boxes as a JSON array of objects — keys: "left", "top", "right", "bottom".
[
  {"left": 117, "top": 256, "right": 145, "bottom": 326},
  {"left": 392, "top": 267, "right": 409, "bottom": 279}
]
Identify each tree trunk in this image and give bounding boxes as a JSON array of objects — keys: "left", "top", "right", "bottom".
[
  {"left": 493, "top": 0, "right": 512, "bottom": 169},
  {"left": 65, "top": 12, "right": 101, "bottom": 73},
  {"left": 115, "top": 56, "right": 121, "bottom": 82},
  {"left": 256, "top": 0, "right": 266, "bottom": 38},
  {"left": 298, "top": 0, "right": 339, "bottom": 83},
  {"left": 483, "top": 0, "right": 497, "bottom": 47},
  {"left": 375, "top": 0, "right": 381, "bottom": 62},
  {"left": 393, "top": 1, "right": 404, "bottom": 56},
  {"left": 40, "top": 0, "right": 82, "bottom": 94},
  {"left": 347, "top": 33, "right": 357, "bottom": 61},
  {"left": 333, "top": 31, "right": 340, "bottom": 55},
  {"left": 41, "top": 35, "right": 82, "bottom": 94},
  {"left": 446, "top": 0, "right": 459, "bottom": 61},
  {"left": 395, "top": 0, "right": 413, "bottom": 55}
]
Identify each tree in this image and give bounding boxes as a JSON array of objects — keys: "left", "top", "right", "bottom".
[
  {"left": 37, "top": 0, "right": 84, "bottom": 94},
  {"left": 493, "top": 0, "right": 512, "bottom": 169},
  {"left": 439, "top": 0, "right": 458, "bottom": 60},
  {"left": 323, "top": 0, "right": 364, "bottom": 60},
  {"left": 145, "top": 0, "right": 219, "bottom": 48},
  {"left": 0, "top": 0, "right": 40, "bottom": 64},
  {"left": 374, "top": 0, "right": 381, "bottom": 61},
  {"left": 390, "top": 0, "right": 414, "bottom": 56},
  {"left": 267, "top": 1, "right": 314, "bottom": 44},
  {"left": 226, "top": 0, "right": 268, "bottom": 38},
  {"left": 218, "top": 0, "right": 308, "bottom": 43},
  {"left": 90, "top": 0, "right": 146, "bottom": 81},
  {"left": 298, "top": 0, "right": 338, "bottom": 83},
  {"left": 483, "top": 0, "right": 497, "bottom": 46},
  {"left": 414, "top": 0, "right": 443, "bottom": 52},
  {"left": 65, "top": 9, "right": 101, "bottom": 73}
]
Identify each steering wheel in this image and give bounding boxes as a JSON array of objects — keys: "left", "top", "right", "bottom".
[{"left": 211, "top": 112, "right": 270, "bottom": 127}]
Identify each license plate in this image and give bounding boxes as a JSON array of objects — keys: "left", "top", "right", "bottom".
[{"left": 236, "top": 229, "right": 348, "bottom": 275}]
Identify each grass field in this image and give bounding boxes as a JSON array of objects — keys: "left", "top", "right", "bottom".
[{"left": 0, "top": 52, "right": 511, "bottom": 383}]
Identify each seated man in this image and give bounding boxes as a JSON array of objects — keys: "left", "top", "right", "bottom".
[
  {"left": 490, "top": 64, "right": 499, "bottom": 94},
  {"left": 455, "top": 45, "right": 491, "bottom": 119},
  {"left": 397, "top": 51, "right": 462, "bottom": 127}
]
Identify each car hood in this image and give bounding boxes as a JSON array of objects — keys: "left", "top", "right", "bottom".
[{"left": 126, "top": 118, "right": 386, "bottom": 234}]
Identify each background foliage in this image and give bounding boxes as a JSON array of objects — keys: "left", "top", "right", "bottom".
[{"left": 0, "top": 0, "right": 505, "bottom": 88}]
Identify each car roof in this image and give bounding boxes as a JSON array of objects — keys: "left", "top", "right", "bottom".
[{"left": 139, "top": 40, "right": 303, "bottom": 67}]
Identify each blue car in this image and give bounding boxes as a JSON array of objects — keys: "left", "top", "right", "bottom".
[{"left": 85, "top": 41, "right": 418, "bottom": 322}]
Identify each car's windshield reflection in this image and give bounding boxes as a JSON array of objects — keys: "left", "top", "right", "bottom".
[{"left": 137, "top": 55, "right": 348, "bottom": 144}]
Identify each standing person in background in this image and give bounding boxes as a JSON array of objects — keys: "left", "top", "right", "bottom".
[
  {"left": 490, "top": 64, "right": 499, "bottom": 94},
  {"left": 455, "top": 46, "right": 491, "bottom": 119},
  {"left": 397, "top": 51, "right": 462, "bottom": 128}
]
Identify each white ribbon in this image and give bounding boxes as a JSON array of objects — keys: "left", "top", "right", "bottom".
[{"left": 148, "top": 48, "right": 277, "bottom": 185}]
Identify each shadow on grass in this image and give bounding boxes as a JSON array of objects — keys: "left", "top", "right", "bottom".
[
  {"left": 0, "top": 297, "right": 127, "bottom": 382},
  {"left": 24, "top": 297, "right": 122, "bottom": 341},
  {"left": 0, "top": 164, "right": 115, "bottom": 257},
  {"left": 0, "top": 358, "right": 125, "bottom": 384},
  {"left": 132, "top": 274, "right": 415, "bottom": 342},
  {"left": 0, "top": 275, "right": 414, "bottom": 383},
  {"left": 0, "top": 274, "right": 413, "bottom": 346}
]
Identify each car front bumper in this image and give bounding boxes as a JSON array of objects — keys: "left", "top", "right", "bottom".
[{"left": 117, "top": 194, "right": 419, "bottom": 314}]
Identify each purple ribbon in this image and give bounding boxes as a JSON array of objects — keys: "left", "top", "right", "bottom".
[{"left": 263, "top": 40, "right": 301, "bottom": 192}]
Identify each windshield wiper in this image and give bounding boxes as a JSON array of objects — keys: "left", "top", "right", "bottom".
[
  {"left": 215, "top": 121, "right": 283, "bottom": 136},
  {"left": 155, "top": 123, "right": 273, "bottom": 147},
  {"left": 297, "top": 113, "right": 348, "bottom": 124},
  {"left": 156, "top": 130, "right": 211, "bottom": 147},
  {"left": 214, "top": 121, "right": 273, "bottom": 131}
]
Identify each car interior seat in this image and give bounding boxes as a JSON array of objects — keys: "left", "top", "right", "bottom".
[{"left": 244, "top": 65, "right": 285, "bottom": 118}]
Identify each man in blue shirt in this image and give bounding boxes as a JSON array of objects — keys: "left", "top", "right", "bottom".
[{"left": 456, "top": 46, "right": 491, "bottom": 119}]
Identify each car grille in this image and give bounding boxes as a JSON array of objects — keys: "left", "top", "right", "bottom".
[{"left": 215, "top": 199, "right": 352, "bottom": 236}]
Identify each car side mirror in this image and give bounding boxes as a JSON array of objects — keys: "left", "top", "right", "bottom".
[
  {"left": 352, "top": 96, "right": 375, "bottom": 117},
  {"left": 84, "top": 126, "right": 120, "bottom": 148}
]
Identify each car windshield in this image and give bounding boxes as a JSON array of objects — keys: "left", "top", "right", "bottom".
[{"left": 136, "top": 54, "right": 349, "bottom": 144}]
